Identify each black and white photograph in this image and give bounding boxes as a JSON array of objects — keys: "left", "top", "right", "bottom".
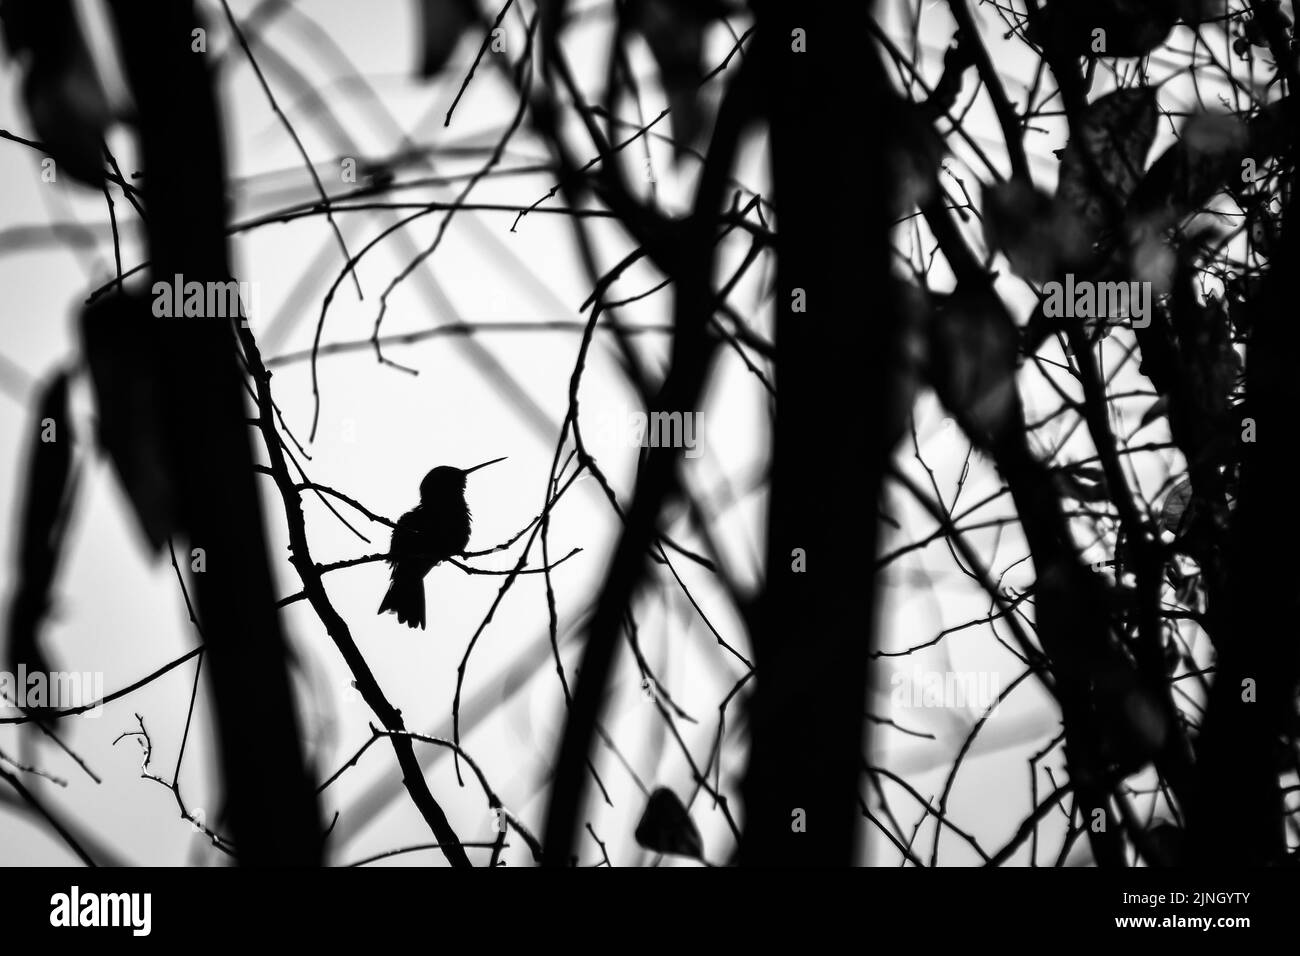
[{"left": 0, "top": 0, "right": 1294, "bottom": 936}]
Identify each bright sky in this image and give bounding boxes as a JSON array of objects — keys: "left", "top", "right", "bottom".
[{"left": 0, "top": 0, "right": 1273, "bottom": 867}]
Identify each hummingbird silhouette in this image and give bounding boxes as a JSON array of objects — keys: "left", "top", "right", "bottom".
[{"left": 378, "top": 457, "right": 505, "bottom": 629}]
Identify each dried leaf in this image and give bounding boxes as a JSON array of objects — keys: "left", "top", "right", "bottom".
[
  {"left": 1126, "top": 101, "right": 1294, "bottom": 235},
  {"left": 6, "top": 370, "right": 78, "bottom": 704},
  {"left": 1128, "top": 225, "right": 1178, "bottom": 295},
  {"left": 1057, "top": 88, "right": 1158, "bottom": 249},
  {"left": 1177, "top": 0, "right": 1228, "bottom": 24},
  {"left": 887, "top": 101, "right": 944, "bottom": 217},
  {"left": 631, "top": 0, "right": 727, "bottom": 160},
  {"left": 8, "top": 0, "right": 113, "bottom": 185},
  {"left": 983, "top": 180, "right": 1091, "bottom": 282},
  {"left": 15, "top": 372, "right": 74, "bottom": 574},
  {"left": 1055, "top": 462, "right": 1111, "bottom": 502},
  {"left": 1139, "top": 396, "right": 1169, "bottom": 430},
  {"left": 927, "top": 289, "right": 1019, "bottom": 444},
  {"left": 1094, "top": 660, "right": 1168, "bottom": 774},
  {"left": 634, "top": 787, "right": 704, "bottom": 859},
  {"left": 1145, "top": 821, "right": 1185, "bottom": 866},
  {"left": 1160, "top": 477, "right": 1193, "bottom": 536},
  {"left": 1174, "top": 568, "right": 1200, "bottom": 606},
  {"left": 416, "top": 0, "right": 473, "bottom": 78},
  {"left": 1029, "top": 0, "right": 1179, "bottom": 59},
  {"left": 1148, "top": 112, "right": 1246, "bottom": 212},
  {"left": 1162, "top": 631, "right": 1182, "bottom": 673},
  {"left": 1244, "top": 1, "right": 1292, "bottom": 47},
  {"left": 81, "top": 290, "right": 175, "bottom": 554},
  {"left": 1121, "top": 686, "right": 1170, "bottom": 757}
]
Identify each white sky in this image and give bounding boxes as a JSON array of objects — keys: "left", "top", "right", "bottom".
[{"left": 0, "top": 0, "right": 1275, "bottom": 867}]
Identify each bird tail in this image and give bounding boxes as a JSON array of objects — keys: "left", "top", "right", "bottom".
[{"left": 378, "top": 573, "right": 426, "bottom": 630}]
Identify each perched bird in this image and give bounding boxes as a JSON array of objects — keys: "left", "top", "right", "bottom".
[{"left": 378, "top": 457, "right": 505, "bottom": 629}]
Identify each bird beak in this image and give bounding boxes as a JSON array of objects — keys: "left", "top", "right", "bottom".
[{"left": 462, "top": 456, "right": 507, "bottom": 475}]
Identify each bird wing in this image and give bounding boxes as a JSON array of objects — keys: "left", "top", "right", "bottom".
[{"left": 388, "top": 507, "right": 427, "bottom": 568}]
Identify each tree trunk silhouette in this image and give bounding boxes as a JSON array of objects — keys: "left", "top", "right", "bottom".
[
  {"left": 103, "top": 0, "right": 323, "bottom": 866},
  {"left": 737, "top": 0, "right": 899, "bottom": 866},
  {"left": 540, "top": 27, "right": 758, "bottom": 866},
  {"left": 1191, "top": 125, "right": 1300, "bottom": 865}
]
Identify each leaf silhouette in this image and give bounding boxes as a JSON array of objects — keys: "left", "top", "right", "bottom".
[
  {"left": 1177, "top": 0, "right": 1228, "bottom": 24},
  {"left": 1127, "top": 100, "right": 1293, "bottom": 236},
  {"left": 5, "top": 369, "right": 79, "bottom": 712},
  {"left": 630, "top": 0, "right": 728, "bottom": 161},
  {"left": 1029, "top": 0, "right": 1179, "bottom": 59},
  {"left": 887, "top": 99, "right": 945, "bottom": 217},
  {"left": 1094, "top": 660, "right": 1169, "bottom": 775},
  {"left": 634, "top": 787, "right": 704, "bottom": 860},
  {"left": 416, "top": 0, "right": 473, "bottom": 78},
  {"left": 1120, "top": 686, "right": 1170, "bottom": 761},
  {"left": 1138, "top": 396, "right": 1169, "bottom": 431},
  {"left": 1160, "top": 477, "right": 1193, "bottom": 537},
  {"left": 926, "top": 288, "right": 1020, "bottom": 444},
  {"left": 1144, "top": 821, "right": 1185, "bottom": 866},
  {"left": 982, "top": 180, "right": 1091, "bottom": 282},
  {"left": 1056, "top": 87, "right": 1158, "bottom": 242},
  {"left": 7, "top": 0, "right": 113, "bottom": 185},
  {"left": 1055, "top": 462, "right": 1111, "bottom": 503},
  {"left": 80, "top": 291, "right": 176, "bottom": 554}
]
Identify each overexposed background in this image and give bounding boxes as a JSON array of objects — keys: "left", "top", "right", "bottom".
[{"left": 0, "top": 0, "right": 1270, "bottom": 865}]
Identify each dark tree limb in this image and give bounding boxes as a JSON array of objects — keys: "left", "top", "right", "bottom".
[
  {"left": 540, "top": 35, "right": 758, "bottom": 867},
  {"left": 101, "top": 0, "right": 322, "bottom": 865},
  {"left": 1190, "top": 122, "right": 1300, "bottom": 866},
  {"left": 735, "top": 0, "right": 901, "bottom": 866}
]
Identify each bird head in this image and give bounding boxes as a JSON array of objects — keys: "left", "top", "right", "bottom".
[{"left": 418, "top": 456, "right": 505, "bottom": 501}]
